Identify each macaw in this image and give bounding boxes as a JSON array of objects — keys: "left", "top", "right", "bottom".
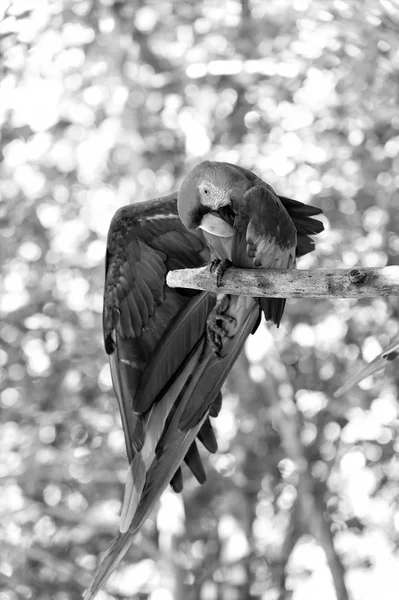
[{"left": 84, "top": 161, "right": 323, "bottom": 599}]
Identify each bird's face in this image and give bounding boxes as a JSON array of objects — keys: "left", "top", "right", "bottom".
[{"left": 178, "top": 161, "right": 250, "bottom": 237}]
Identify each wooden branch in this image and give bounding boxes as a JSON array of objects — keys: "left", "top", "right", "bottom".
[{"left": 167, "top": 266, "right": 399, "bottom": 298}]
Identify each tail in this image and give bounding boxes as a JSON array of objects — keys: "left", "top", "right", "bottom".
[{"left": 83, "top": 295, "right": 259, "bottom": 600}]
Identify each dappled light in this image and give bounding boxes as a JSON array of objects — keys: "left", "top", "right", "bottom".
[{"left": 1, "top": 0, "right": 398, "bottom": 599}]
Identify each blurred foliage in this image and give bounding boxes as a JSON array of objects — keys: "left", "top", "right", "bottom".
[{"left": 1, "top": 0, "right": 399, "bottom": 599}]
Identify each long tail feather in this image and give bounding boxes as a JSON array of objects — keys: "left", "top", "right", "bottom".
[
  {"left": 120, "top": 339, "right": 205, "bottom": 533},
  {"left": 109, "top": 349, "right": 139, "bottom": 462},
  {"left": 84, "top": 297, "right": 259, "bottom": 600},
  {"left": 83, "top": 416, "right": 208, "bottom": 600}
]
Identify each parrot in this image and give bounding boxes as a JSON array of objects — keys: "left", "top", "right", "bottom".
[{"left": 84, "top": 161, "right": 324, "bottom": 599}]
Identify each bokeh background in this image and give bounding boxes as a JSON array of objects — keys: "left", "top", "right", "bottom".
[{"left": 1, "top": 1, "right": 398, "bottom": 599}]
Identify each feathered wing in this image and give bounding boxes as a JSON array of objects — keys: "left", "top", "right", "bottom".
[
  {"left": 208, "top": 162, "right": 324, "bottom": 326},
  {"left": 216, "top": 161, "right": 324, "bottom": 253},
  {"left": 235, "top": 183, "right": 297, "bottom": 326},
  {"left": 102, "top": 194, "right": 213, "bottom": 462}
]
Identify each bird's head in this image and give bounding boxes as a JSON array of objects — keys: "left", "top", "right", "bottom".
[{"left": 178, "top": 161, "right": 250, "bottom": 237}]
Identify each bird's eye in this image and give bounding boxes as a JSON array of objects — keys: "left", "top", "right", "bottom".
[{"left": 203, "top": 188, "right": 208, "bottom": 194}]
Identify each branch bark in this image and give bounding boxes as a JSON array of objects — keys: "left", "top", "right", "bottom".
[{"left": 167, "top": 266, "right": 399, "bottom": 298}]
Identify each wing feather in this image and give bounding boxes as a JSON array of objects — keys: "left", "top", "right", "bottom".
[
  {"left": 212, "top": 163, "right": 323, "bottom": 325},
  {"left": 197, "top": 417, "right": 218, "bottom": 453},
  {"left": 213, "top": 162, "right": 324, "bottom": 259},
  {"left": 279, "top": 196, "right": 324, "bottom": 257},
  {"left": 184, "top": 441, "right": 207, "bottom": 484},
  {"left": 134, "top": 292, "right": 215, "bottom": 413},
  {"left": 132, "top": 281, "right": 150, "bottom": 325},
  {"left": 230, "top": 183, "right": 296, "bottom": 326}
]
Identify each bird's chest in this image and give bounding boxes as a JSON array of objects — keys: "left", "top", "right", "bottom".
[
  {"left": 202, "top": 230, "right": 252, "bottom": 269},
  {"left": 202, "top": 231, "right": 235, "bottom": 262}
]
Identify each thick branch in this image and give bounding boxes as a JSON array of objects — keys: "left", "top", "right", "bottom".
[{"left": 167, "top": 266, "right": 399, "bottom": 298}]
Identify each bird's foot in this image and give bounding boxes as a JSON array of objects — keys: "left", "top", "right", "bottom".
[
  {"left": 207, "top": 295, "right": 237, "bottom": 357},
  {"left": 209, "top": 259, "right": 232, "bottom": 287},
  {"left": 209, "top": 258, "right": 219, "bottom": 274}
]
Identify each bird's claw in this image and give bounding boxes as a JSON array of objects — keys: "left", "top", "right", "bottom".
[
  {"left": 209, "top": 259, "right": 232, "bottom": 287},
  {"left": 209, "top": 258, "right": 219, "bottom": 274},
  {"left": 207, "top": 295, "right": 237, "bottom": 357},
  {"left": 207, "top": 323, "right": 232, "bottom": 358}
]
